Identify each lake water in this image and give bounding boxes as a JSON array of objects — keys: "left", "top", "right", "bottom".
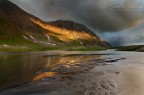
[
  {"left": 0, "top": 50, "right": 144, "bottom": 95},
  {"left": 0, "top": 50, "right": 108, "bottom": 90}
]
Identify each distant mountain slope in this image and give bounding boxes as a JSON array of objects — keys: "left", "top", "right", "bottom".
[
  {"left": 114, "top": 45, "right": 144, "bottom": 52},
  {"left": 137, "top": 47, "right": 144, "bottom": 52},
  {"left": 0, "top": 0, "right": 111, "bottom": 51}
]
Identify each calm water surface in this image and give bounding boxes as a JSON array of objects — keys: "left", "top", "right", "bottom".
[
  {"left": 0, "top": 50, "right": 108, "bottom": 90},
  {"left": 0, "top": 50, "right": 144, "bottom": 95}
]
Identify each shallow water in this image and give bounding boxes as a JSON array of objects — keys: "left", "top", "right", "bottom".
[
  {"left": 0, "top": 50, "right": 108, "bottom": 90},
  {"left": 92, "top": 50, "right": 144, "bottom": 95},
  {"left": 0, "top": 50, "right": 144, "bottom": 95}
]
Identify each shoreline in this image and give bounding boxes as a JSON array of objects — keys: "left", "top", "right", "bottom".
[{"left": 0, "top": 57, "right": 125, "bottom": 95}]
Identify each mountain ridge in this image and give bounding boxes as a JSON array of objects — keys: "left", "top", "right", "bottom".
[{"left": 0, "top": 0, "right": 111, "bottom": 51}]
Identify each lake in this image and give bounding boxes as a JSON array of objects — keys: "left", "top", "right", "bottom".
[{"left": 0, "top": 50, "right": 144, "bottom": 95}]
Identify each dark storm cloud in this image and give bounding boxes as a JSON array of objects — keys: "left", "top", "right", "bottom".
[
  {"left": 101, "top": 24, "right": 144, "bottom": 46},
  {"left": 11, "top": 0, "right": 144, "bottom": 32}
]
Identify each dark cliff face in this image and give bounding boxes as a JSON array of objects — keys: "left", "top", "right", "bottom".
[{"left": 0, "top": 0, "right": 111, "bottom": 50}]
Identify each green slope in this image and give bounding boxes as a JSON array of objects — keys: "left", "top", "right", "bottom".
[{"left": 0, "top": 0, "right": 111, "bottom": 52}]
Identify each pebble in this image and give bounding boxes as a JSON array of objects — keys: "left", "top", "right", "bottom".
[{"left": 101, "top": 82, "right": 111, "bottom": 90}]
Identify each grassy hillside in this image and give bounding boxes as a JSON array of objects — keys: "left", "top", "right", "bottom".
[{"left": 0, "top": 0, "right": 111, "bottom": 52}]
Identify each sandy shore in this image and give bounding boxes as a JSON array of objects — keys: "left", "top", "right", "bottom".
[{"left": 0, "top": 57, "right": 125, "bottom": 95}]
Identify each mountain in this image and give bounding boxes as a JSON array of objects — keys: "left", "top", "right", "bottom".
[
  {"left": 114, "top": 45, "right": 144, "bottom": 52},
  {"left": 137, "top": 47, "right": 144, "bottom": 52},
  {"left": 0, "top": 0, "right": 111, "bottom": 51}
]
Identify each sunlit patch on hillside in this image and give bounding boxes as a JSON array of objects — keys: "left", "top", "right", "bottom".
[{"left": 30, "top": 18, "right": 101, "bottom": 43}]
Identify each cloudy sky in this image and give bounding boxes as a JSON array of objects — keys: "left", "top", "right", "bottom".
[{"left": 10, "top": 0, "right": 144, "bottom": 46}]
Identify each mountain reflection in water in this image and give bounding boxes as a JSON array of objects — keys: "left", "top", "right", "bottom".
[
  {"left": 0, "top": 51, "right": 103, "bottom": 90},
  {"left": 0, "top": 50, "right": 144, "bottom": 95}
]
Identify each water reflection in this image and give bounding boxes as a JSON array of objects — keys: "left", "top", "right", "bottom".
[
  {"left": 0, "top": 53, "right": 48, "bottom": 90},
  {"left": 0, "top": 51, "right": 103, "bottom": 90},
  {"left": 43, "top": 54, "right": 102, "bottom": 68},
  {"left": 1, "top": 50, "right": 144, "bottom": 95}
]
